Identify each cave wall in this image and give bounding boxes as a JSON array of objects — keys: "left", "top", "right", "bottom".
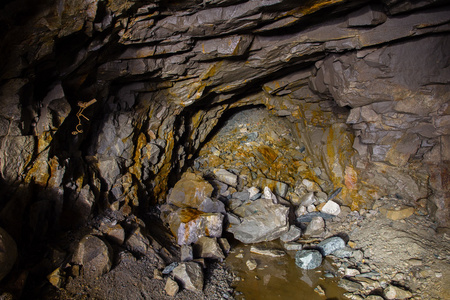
[{"left": 0, "top": 0, "right": 449, "bottom": 246}]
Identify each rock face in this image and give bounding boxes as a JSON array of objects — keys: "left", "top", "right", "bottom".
[
  {"left": 227, "top": 198, "right": 289, "bottom": 243},
  {"left": 0, "top": 0, "right": 449, "bottom": 292}
]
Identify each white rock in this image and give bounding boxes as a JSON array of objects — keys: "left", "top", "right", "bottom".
[
  {"left": 321, "top": 200, "right": 341, "bottom": 216},
  {"left": 302, "top": 179, "right": 322, "bottom": 192},
  {"left": 247, "top": 187, "right": 260, "bottom": 200},
  {"left": 246, "top": 259, "right": 257, "bottom": 270}
]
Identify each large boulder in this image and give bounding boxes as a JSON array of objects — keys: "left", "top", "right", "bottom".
[
  {"left": 227, "top": 198, "right": 289, "bottom": 243},
  {"left": 72, "top": 234, "right": 113, "bottom": 280},
  {"left": 167, "top": 172, "right": 214, "bottom": 208}
]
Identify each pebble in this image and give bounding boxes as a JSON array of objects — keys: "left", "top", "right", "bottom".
[
  {"left": 338, "top": 278, "right": 363, "bottom": 292},
  {"left": 304, "top": 216, "right": 325, "bottom": 236},
  {"left": 280, "top": 225, "right": 302, "bottom": 243},
  {"left": 246, "top": 259, "right": 257, "bottom": 271}
]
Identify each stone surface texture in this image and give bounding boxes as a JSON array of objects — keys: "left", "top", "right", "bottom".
[{"left": 0, "top": 0, "right": 449, "bottom": 296}]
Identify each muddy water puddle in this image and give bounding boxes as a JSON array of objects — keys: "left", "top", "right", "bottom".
[{"left": 226, "top": 241, "right": 346, "bottom": 300}]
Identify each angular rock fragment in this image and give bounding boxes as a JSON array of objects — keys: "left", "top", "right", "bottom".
[
  {"left": 250, "top": 246, "right": 285, "bottom": 257},
  {"left": 172, "top": 262, "right": 204, "bottom": 292},
  {"left": 280, "top": 225, "right": 302, "bottom": 242},
  {"left": 304, "top": 216, "right": 325, "bottom": 236},
  {"left": 194, "top": 237, "right": 225, "bottom": 261},
  {"left": 227, "top": 198, "right": 289, "bottom": 243},
  {"left": 165, "top": 277, "right": 179, "bottom": 296},
  {"left": 181, "top": 244, "right": 193, "bottom": 262},
  {"left": 213, "top": 169, "right": 238, "bottom": 187},
  {"left": 125, "top": 227, "right": 149, "bottom": 255}
]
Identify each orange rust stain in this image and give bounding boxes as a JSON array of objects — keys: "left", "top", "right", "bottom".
[
  {"left": 179, "top": 208, "right": 204, "bottom": 223},
  {"left": 257, "top": 145, "right": 279, "bottom": 162}
]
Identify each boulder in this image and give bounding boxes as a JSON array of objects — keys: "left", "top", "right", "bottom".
[
  {"left": 194, "top": 237, "right": 225, "bottom": 261},
  {"left": 167, "top": 172, "right": 214, "bottom": 208},
  {"left": 295, "top": 250, "right": 322, "bottom": 270},
  {"left": 0, "top": 227, "right": 17, "bottom": 281},
  {"left": 167, "top": 208, "right": 224, "bottom": 245},
  {"left": 227, "top": 198, "right": 289, "bottom": 243},
  {"left": 72, "top": 235, "right": 113, "bottom": 280},
  {"left": 172, "top": 262, "right": 204, "bottom": 292},
  {"left": 317, "top": 236, "right": 346, "bottom": 256}
]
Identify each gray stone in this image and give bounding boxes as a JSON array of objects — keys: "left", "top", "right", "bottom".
[
  {"left": 72, "top": 235, "right": 113, "bottom": 280},
  {"left": 213, "top": 169, "right": 238, "bottom": 187},
  {"left": 338, "top": 278, "right": 363, "bottom": 292},
  {"left": 227, "top": 198, "right": 289, "bottom": 243},
  {"left": 0, "top": 227, "right": 17, "bottom": 281},
  {"left": 280, "top": 225, "right": 302, "bottom": 243},
  {"left": 194, "top": 237, "right": 225, "bottom": 261},
  {"left": 162, "top": 262, "right": 179, "bottom": 275},
  {"left": 232, "top": 191, "right": 250, "bottom": 201},
  {"left": 181, "top": 245, "right": 193, "bottom": 262},
  {"left": 283, "top": 242, "right": 303, "bottom": 251},
  {"left": 332, "top": 247, "right": 354, "bottom": 258},
  {"left": 317, "top": 236, "right": 346, "bottom": 256},
  {"left": 172, "top": 262, "right": 204, "bottom": 292},
  {"left": 296, "top": 212, "right": 335, "bottom": 222},
  {"left": 300, "top": 192, "right": 317, "bottom": 207},
  {"left": 218, "top": 238, "right": 231, "bottom": 254},
  {"left": 198, "top": 197, "right": 226, "bottom": 214},
  {"left": 295, "top": 250, "right": 322, "bottom": 270},
  {"left": 304, "top": 217, "right": 325, "bottom": 237},
  {"left": 347, "top": 4, "right": 387, "bottom": 27}
]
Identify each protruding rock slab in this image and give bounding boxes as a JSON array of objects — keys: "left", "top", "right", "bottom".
[
  {"left": 295, "top": 250, "right": 322, "bottom": 270},
  {"left": 227, "top": 198, "right": 289, "bottom": 243},
  {"left": 384, "top": 285, "right": 413, "bottom": 300},
  {"left": 72, "top": 234, "right": 112, "bottom": 280},
  {"left": 167, "top": 172, "right": 214, "bottom": 208},
  {"left": 0, "top": 227, "right": 17, "bottom": 281},
  {"left": 172, "top": 262, "right": 204, "bottom": 293}
]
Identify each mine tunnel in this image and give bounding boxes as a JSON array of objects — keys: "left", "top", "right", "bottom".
[{"left": 0, "top": 0, "right": 449, "bottom": 299}]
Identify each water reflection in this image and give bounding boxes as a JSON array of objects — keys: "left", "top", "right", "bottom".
[{"left": 225, "top": 241, "right": 346, "bottom": 300}]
